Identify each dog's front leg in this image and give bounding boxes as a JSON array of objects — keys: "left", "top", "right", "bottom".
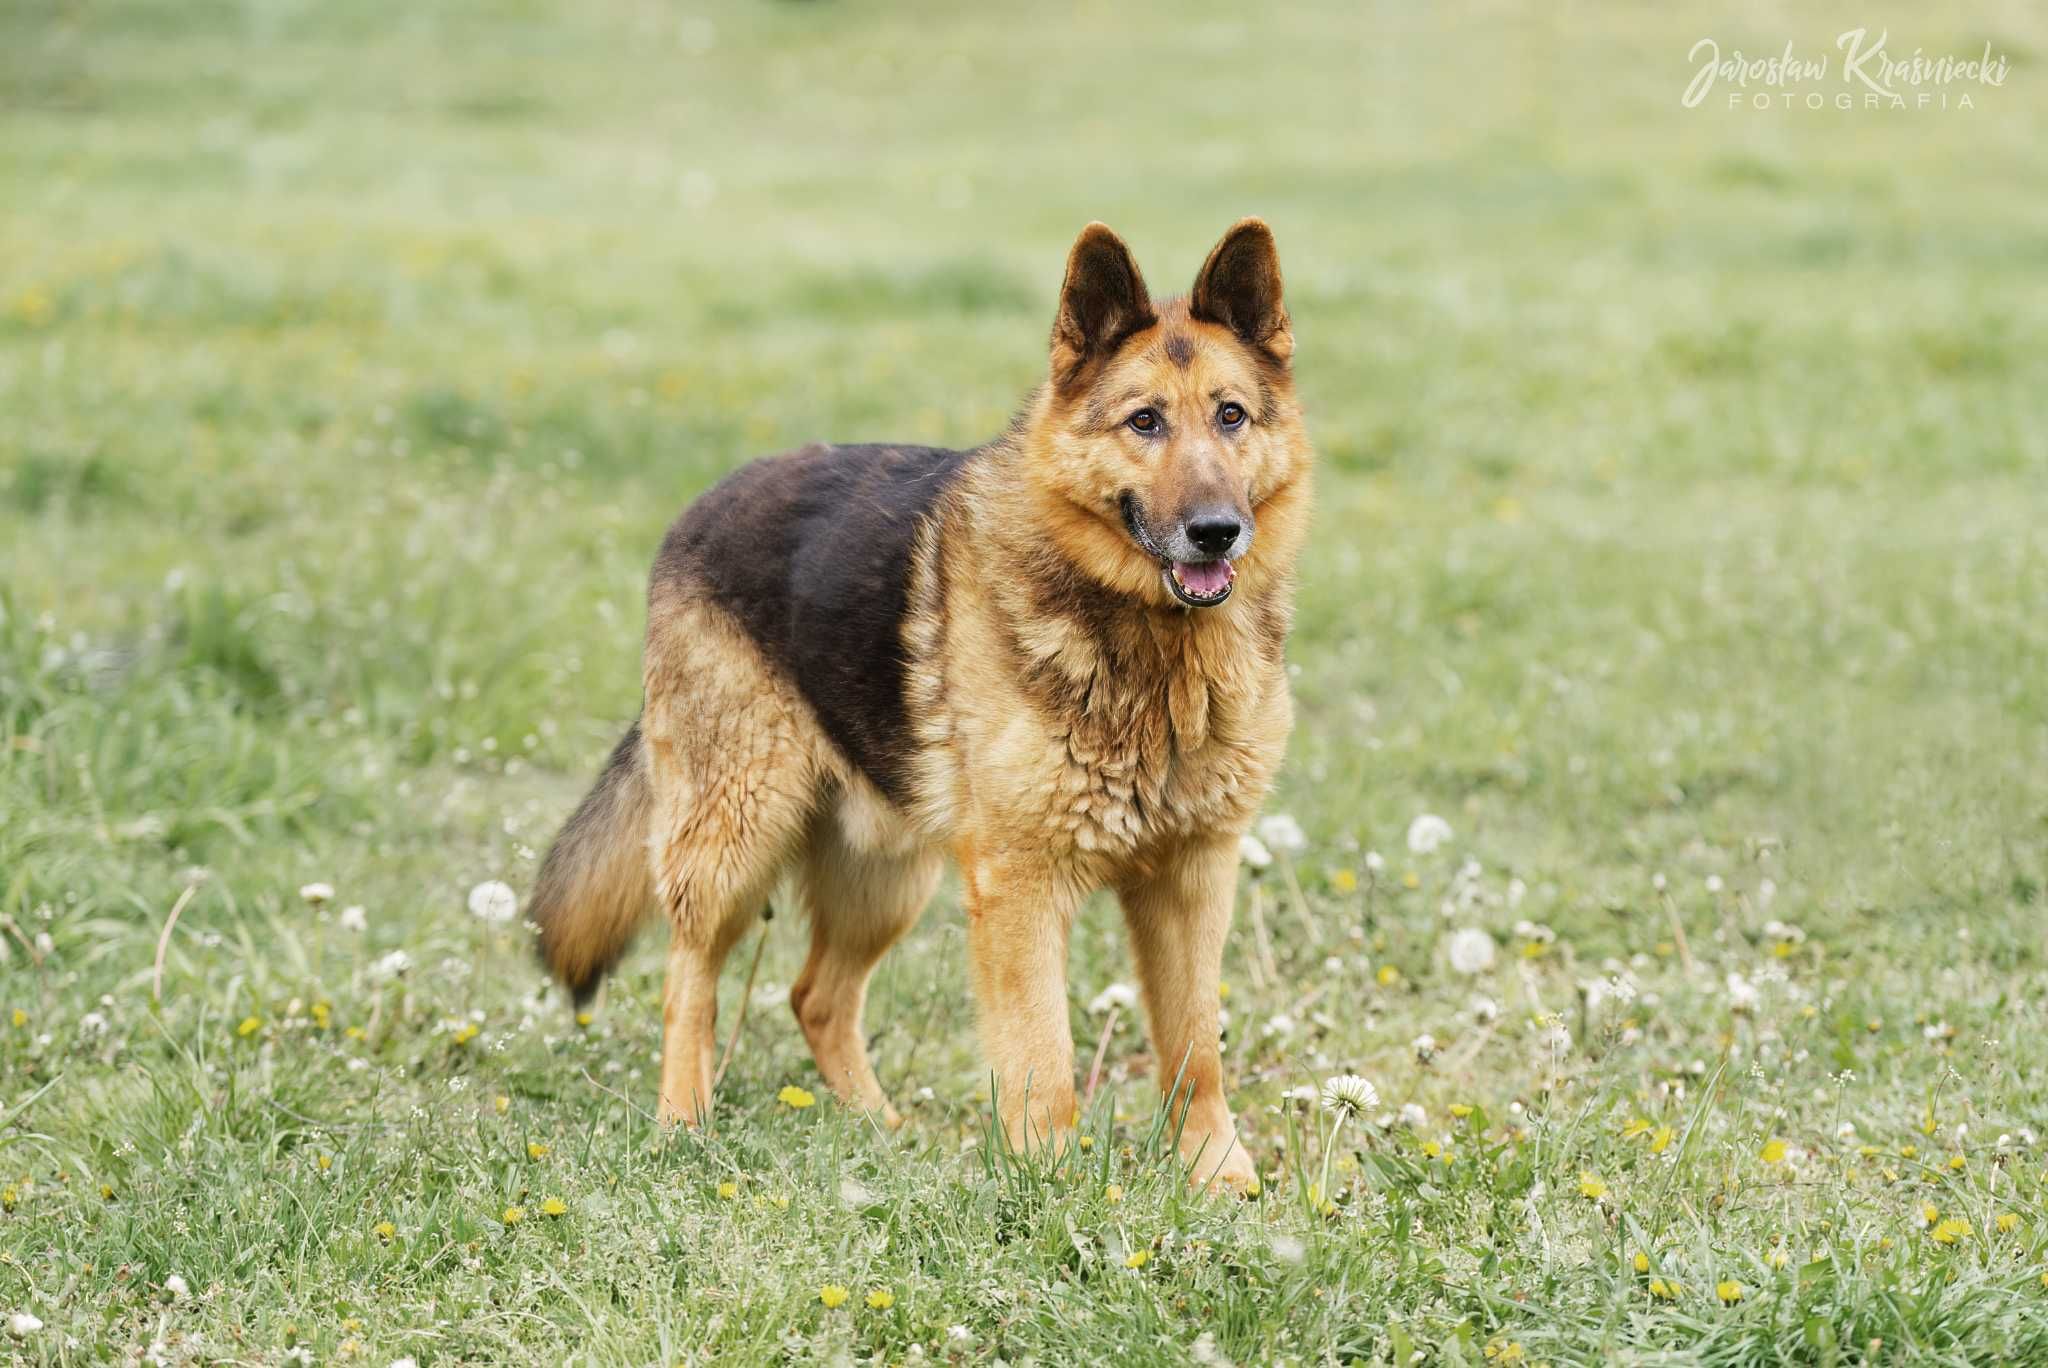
[
  {"left": 959, "top": 843, "right": 1081, "bottom": 1154},
  {"left": 1118, "top": 834, "right": 1256, "bottom": 1194}
]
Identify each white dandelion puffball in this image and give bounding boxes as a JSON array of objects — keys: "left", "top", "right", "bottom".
[
  {"left": 1405, "top": 813, "right": 1452, "bottom": 855},
  {"left": 338, "top": 905, "right": 369, "bottom": 933},
  {"left": 1088, "top": 982, "right": 1138, "bottom": 1015},
  {"left": 8, "top": 1312, "right": 44, "bottom": 1338},
  {"left": 467, "top": 880, "right": 518, "bottom": 924},
  {"left": 1412, "top": 1033, "right": 1438, "bottom": 1064},
  {"left": 370, "top": 949, "right": 413, "bottom": 982},
  {"left": 1399, "top": 1101, "right": 1427, "bottom": 1128},
  {"left": 298, "top": 882, "right": 335, "bottom": 906},
  {"left": 164, "top": 1274, "right": 190, "bottom": 1301},
  {"left": 1446, "top": 927, "right": 1496, "bottom": 975},
  {"left": 1255, "top": 813, "right": 1308, "bottom": 857},
  {"left": 1238, "top": 833, "right": 1274, "bottom": 871},
  {"left": 1725, "top": 972, "right": 1759, "bottom": 1012},
  {"left": 1364, "top": 850, "right": 1385, "bottom": 874},
  {"left": 1320, "top": 1074, "right": 1379, "bottom": 1116}
]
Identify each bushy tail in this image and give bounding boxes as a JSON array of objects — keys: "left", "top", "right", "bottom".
[{"left": 532, "top": 721, "right": 655, "bottom": 1004}]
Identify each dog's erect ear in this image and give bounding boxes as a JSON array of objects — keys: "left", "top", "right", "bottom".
[
  {"left": 1190, "top": 217, "right": 1292, "bottom": 364},
  {"left": 1050, "top": 223, "right": 1155, "bottom": 390}
]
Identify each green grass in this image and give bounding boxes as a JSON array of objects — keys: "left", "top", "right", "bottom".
[{"left": 5, "top": 0, "right": 2048, "bottom": 1361}]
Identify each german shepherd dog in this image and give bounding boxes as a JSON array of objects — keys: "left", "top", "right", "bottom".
[{"left": 529, "top": 219, "right": 1310, "bottom": 1191}]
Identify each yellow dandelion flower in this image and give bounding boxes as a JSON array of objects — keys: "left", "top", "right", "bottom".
[
  {"left": 1765, "top": 1247, "right": 1788, "bottom": 1270},
  {"left": 345, "top": 1026, "right": 366, "bottom": 1041},
  {"left": 317, "top": 1155, "right": 332, "bottom": 1172},
  {"left": 1622, "top": 1117, "right": 1652, "bottom": 1139},
  {"left": 502, "top": 1205, "right": 524, "bottom": 1225},
  {"left": 1244, "top": 1175, "right": 1261, "bottom": 1196},
  {"left": 716, "top": 1180, "right": 738, "bottom": 1200},
  {"left": 1947, "top": 1154, "right": 1966, "bottom": 1173},
  {"left": 236, "top": 1016, "right": 261, "bottom": 1037},
  {"left": 1648, "top": 1278, "right": 1680, "bottom": 1300},
  {"left": 311, "top": 1002, "right": 331, "bottom": 1029},
  {"left": 540, "top": 1197, "right": 567, "bottom": 1217},
  {"left": 452, "top": 1023, "right": 479, "bottom": 1045},
  {"left": 1578, "top": 1172, "right": 1608, "bottom": 1200},
  {"left": 1996, "top": 1213, "right": 2020, "bottom": 1235},
  {"left": 1899, "top": 1144, "right": 1917, "bottom": 1159},
  {"left": 1401, "top": 871, "right": 1421, "bottom": 890},
  {"left": 575, "top": 1010, "right": 594, "bottom": 1028},
  {"left": 527, "top": 1142, "right": 549, "bottom": 1161},
  {"left": 1921, "top": 1108, "right": 1937, "bottom": 1137},
  {"left": 1716, "top": 1280, "right": 1744, "bottom": 1304},
  {"left": 1760, "top": 1139, "right": 1787, "bottom": 1164},
  {"left": 1450, "top": 1103, "right": 1474, "bottom": 1120},
  {"left": 1078, "top": 1135, "right": 1094, "bottom": 1150},
  {"left": 495, "top": 1094, "right": 510, "bottom": 1114},
  {"left": 9, "top": 1009, "right": 25, "bottom": 1028},
  {"left": 819, "top": 1284, "right": 849, "bottom": 1308},
  {"left": 99, "top": 1183, "right": 115, "bottom": 1200},
  {"left": 1105, "top": 1184, "right": 1123, "bottom": 1204},
  {"left": 1376, "top": 965, "right": 1400, "bottom": 987},
  {"left": 768, "top": 1194, "right": 789, "bottom": 1211},
  {"left": 1650, "top": 1126, "right": 1676, "bottom": 1154},
  {"left": 1485, "top": 1343, "right": 1525, "bottom": 1365},
  {"left": 373, "top": 1220, "right": 396, "bottom": 1241},
  {"left": 2040, "top": 1270, "right": 2048, "bottom": 1290},
  {"left": 0, "top": 1185, "right": 17, "bottom": 1211},
  {"left": 1330, "top": 868, "right": 1358, "bottom": 893},
  {"left": 1217, "top": 981, "right": 1231, "bottom": 1000},
  {"left": 1421, "top": 1140, "right": 1442, "bottom": 1159},
  {"left": 1632, "top": 1250, "right": 1650, "bottom": 1273},
  {"left": 865, "top": 1288, "right": 895, "bottom": 1309},
  {"left": 1922, "top": 1202, "right": 1941, "bottom": 1226},
  {"left": 1931, "top": 1218, "right": 1969, "bottom": 1245},
  {"left": 1125, "top": 1249, "right": 1150, "bottom": 1269},
  {"left": 777, "top": 1084, "right": 817, "bottom": 1109}
]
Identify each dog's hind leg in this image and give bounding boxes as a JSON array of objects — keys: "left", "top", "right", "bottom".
[
  {"left": 791, "top": 796, "right": 940, "bottom": 1125},
  {"left": 643, "top": 596, "right": 826, "bottom": 1128}
]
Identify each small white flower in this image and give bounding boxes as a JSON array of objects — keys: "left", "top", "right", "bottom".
[
  {"left": 1469, "top": 994, "right": 1501, "bottom": 1023},
  {"left": 1399, "top": 1102, "right": 1427, "bottom": 1128},
  {"left": 1255, "top": 814, "right": 1308, "bottom": 857},
  {"left": 1261, "top": 1013, "right": 1296, "bottom": 1038},
  {"left": 1705, "top": 874, "right": 1724, "bottom": 894},
  {"left": 1284, "top": 1083, "right": 1320, "bottom": 1103},
  {"left": 1320, "top": 1074, "right": 1379, "bottom": 1117},
  {"left": 467, "top": 880, "right": 518, "bottom": 925},
  {"left": 390, "top": 1359, "right": 421, "bottom": 1368},
  {"left": 1725, "top": 972, "right": 1758, "bottom": 1012},
  {"left": 1446, "top": 927, "right": 1496, "bottom": 975},
  {"left": 1411, "top": 1033, "right": 1437, "bottom": 1064},
  {"left": 1363, "top": 850, "right": 1385, "bottom": 875},
  {"left": 1237, "top": 833, "right": 1273, "bottom": 870},
  {"left": 2018, "top": 1127, "right": 2038, "bottom": 1148},
  {"left": 163, "top": 1274, "right": 190, "bottom": 1300},
  {"left": 1088, "top": 983, "right": 1138, "bottom": 1015},
  {"left": 34, "top": 931, "right": 54, "bottom": 955},
  {"left": 1405, "top": 813, "right": 1452, "bottom": 855},
  {"left": 1651, "top": 872, "right": 1667, "bottom": 893},
  {"left": 338, "top": 905, "right": 369, "bottom": 933},
  {"left": 79, "top": 1011, "right": 108, "bottom": 1038},
  {"left": 8, "top": 1312, "right": 44, "bottom": 1338},
  {"left": 1837, "top": 1121, "right": 1857, "bottom": 1139},
  {"left": 370, "top": 949, "right": 413, "bottom": 982},
  {"left": 298, "top": 882, "right": 334, "bottom": 906}
]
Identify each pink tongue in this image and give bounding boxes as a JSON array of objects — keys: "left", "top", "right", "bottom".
[{"left": 1175, "top": 560, "right": 1234, "bottom": 596}]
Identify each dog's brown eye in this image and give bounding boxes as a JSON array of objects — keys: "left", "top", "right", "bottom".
[
  {"left": 1127, "top": 408, "right": 1160, "bottom": 434},
  {"left": 1218, "top": 402, "right": 1246, "bottom": 429}
]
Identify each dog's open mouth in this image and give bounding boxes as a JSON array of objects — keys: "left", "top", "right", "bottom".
[{"left": 1164, "top": 558, "right": 1236, "bottom": 606}]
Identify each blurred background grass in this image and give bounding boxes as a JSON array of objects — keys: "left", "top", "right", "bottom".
[{"left": 3, "top": 0, "right": 2048, "bottom": 1360}]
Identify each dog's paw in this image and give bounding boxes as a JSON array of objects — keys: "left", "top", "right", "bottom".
[{"left": 1188, "top": 1141, "right": 1259, "bottom": 1197}]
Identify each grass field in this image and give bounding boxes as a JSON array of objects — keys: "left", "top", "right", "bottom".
[{"left": 5, "top": 1, "right": 2048, "bottom": 1362}]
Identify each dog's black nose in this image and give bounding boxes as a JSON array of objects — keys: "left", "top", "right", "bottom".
[{"left": 1186, "top": 514, "right": 1242, "bottom": 556}]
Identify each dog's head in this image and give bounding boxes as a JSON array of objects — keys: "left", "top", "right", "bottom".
[{"left": 1027, "top": 219, "right": 1311, "bottom": 610}]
